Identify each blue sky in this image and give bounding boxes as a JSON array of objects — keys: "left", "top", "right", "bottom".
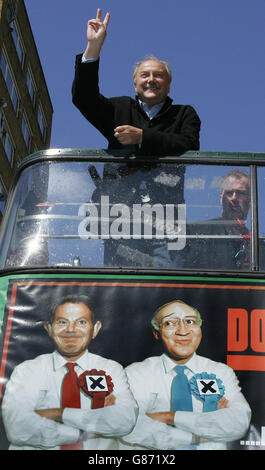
[{"left": 24, "top": 0, "right": 265, "bottom": 154}]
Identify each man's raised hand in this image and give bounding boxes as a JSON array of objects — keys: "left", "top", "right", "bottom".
[{"left": 84, "top": 8, "right": 110, "bottom": 59}]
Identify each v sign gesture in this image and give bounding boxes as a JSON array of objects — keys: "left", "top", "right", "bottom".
[{"left": 84, "top": 9, "right": 110, "bottom": 59}]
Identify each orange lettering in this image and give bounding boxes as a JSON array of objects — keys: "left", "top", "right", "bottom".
[
  {"left": 227, "top": 308, "right": 248, "bottom": 351},
  {"left": 251, "top": 309, "right": 265, "bottom": 353}
]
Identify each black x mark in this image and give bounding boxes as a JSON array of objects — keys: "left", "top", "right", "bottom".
[
  {"left": 200, "top": 380, "right": 216, "bottom": 394},
  {"left": 89, "top": 376, "right": 105, "bottom": 390}
]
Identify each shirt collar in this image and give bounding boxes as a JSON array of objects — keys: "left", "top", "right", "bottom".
[
  {"left": 52, "top": 349, "right": 90, "bottom": 371},
  {"left": 162, "top": 352, "right": 198, "bottom": 374},
  {"left": 137, "top": 98, "right": 165, "bottom": 120}
]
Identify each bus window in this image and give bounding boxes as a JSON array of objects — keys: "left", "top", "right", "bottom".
[
  {"left": 0, "top": 159, "right": 252, "bottom": 271},
  {"left": 0, "top": 160, "right": 186, "bottom": 269}
]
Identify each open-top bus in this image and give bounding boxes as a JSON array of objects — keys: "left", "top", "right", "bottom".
[{"left": 0, "top": 148, "right": 264, "bottom": 451}]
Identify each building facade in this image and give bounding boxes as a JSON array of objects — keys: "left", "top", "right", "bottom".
[{"left": 0, "top": 0, "right": 53, "bottom": 220}]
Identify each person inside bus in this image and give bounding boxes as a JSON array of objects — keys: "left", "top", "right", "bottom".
[
  {"left": 119, "top": 299, "right": 251, "bottom": 450},
  {"left": 184, "top": 169, "right": 251, "bottom": 270},
  {"left": 72, "top": 9, "right": 201, "bottom": 269},
  {"left": 2, "top": 294, "right": 137, "bottom": 450}
]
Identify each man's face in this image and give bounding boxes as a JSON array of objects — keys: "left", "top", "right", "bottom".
[
  {"left": 45, "top": 302, "right": 102, "bottom": 360},
  {"left": 221, "top": 176, "right": 250, "bottom": 220},
  {"left": 154, "top": 301, "right": 202, "bottom": 364},
  {"left": 134, "top": 60, "right": 171, "bottom": 109}
]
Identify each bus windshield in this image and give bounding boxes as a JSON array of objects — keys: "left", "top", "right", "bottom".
[{"left": 0, "top": 157, "right": 257, "bottom": 271}]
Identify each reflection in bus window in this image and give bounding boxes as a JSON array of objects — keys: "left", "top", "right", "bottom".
[
  {"left": 0, "top": 159, "right": 253, "bottom": 271},
  {"left": 3, "top": 162, "right": 100, "bottom": 268},
  {"left": 88, "top": 161, "right": 186, "bottom": 268},
  {"left": 184, "top": 168, "right": 251, "bottom": 270},
  {"left": 2, "top": 161, "right": 187, "bottom": 269}
]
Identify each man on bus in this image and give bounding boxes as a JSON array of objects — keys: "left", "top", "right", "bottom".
[
  {"left": 72, "top": 9, "right": 201, "bottom": 268},
  {"left": 184, "top": 169, "right": 251, "bottom": 270}
]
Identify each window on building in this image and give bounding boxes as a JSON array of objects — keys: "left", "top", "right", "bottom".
[
  {"left": 26, "top": 69, "right": 36, "bottom": 106},
  {"left": 0, "top": 51, "right": 19, "bottom": 114},
  {"left": 0, "top": 181, "right": 6, "bottom": 218},
  {"left": 6, "top": 1, "right": 19, "bottom": 25},
  {"left": 21, "top": 115, "right": 31, "bottom": 151},
  {"left": 10, "top": 21, "right": 24, "bottom": 66},
  {"left": 37, "top": 105, "right": 47, "bottom": 140},
  {"left": 0, "top": 113, "right": 14, "bottom": 165}
]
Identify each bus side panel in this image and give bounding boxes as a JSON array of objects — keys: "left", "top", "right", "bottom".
[{"left": 0, "top": 273, "right": 264, "bottom": 450}]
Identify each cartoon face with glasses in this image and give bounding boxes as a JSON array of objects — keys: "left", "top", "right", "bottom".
[{"left": 151, "top": 300, "right": 202, "bottom": 364}]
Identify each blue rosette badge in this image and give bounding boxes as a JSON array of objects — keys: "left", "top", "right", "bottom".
[{"left": 189, "top": 372, "right": 225, "bottom": 412}]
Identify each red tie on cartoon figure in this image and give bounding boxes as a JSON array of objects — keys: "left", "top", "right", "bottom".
[
  {"left": 61, "top": 364, "right": 114, "bottom": 450},
  {"left": 61, "top": 362, "right": 83, "bottom": 450}
]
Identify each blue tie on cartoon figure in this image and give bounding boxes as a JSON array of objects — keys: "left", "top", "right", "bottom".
[
  {"left": 189, "top": 372, "right": 225, "bottom": 412},
  {"left": 171, "top": 365, "right": 196, "bottom": 450},
  {"left": 171, "top": 365, "right": 193, "bottom": 411}
]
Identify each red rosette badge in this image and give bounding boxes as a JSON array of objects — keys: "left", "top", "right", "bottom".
[{"left": 78, "top": 369, "right": 114, "bottom": 409}]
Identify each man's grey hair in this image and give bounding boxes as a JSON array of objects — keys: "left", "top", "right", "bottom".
[
  {"left": 133, "top": 55, "right": 172, "bottom": 83},
  {"left": 220, "top": 169, "right": 250, "bottom": 194},
  {"left": 151, "top": 300, "right": 202, "bottom": 331}
]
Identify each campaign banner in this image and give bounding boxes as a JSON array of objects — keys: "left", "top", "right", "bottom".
[{"left": 0, "top": 273, "right": 264, "bottom": 451}]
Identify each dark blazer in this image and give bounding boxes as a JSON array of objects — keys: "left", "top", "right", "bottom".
[{"left": 72, "top": 56, "right": 201, "bottom": 155}]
